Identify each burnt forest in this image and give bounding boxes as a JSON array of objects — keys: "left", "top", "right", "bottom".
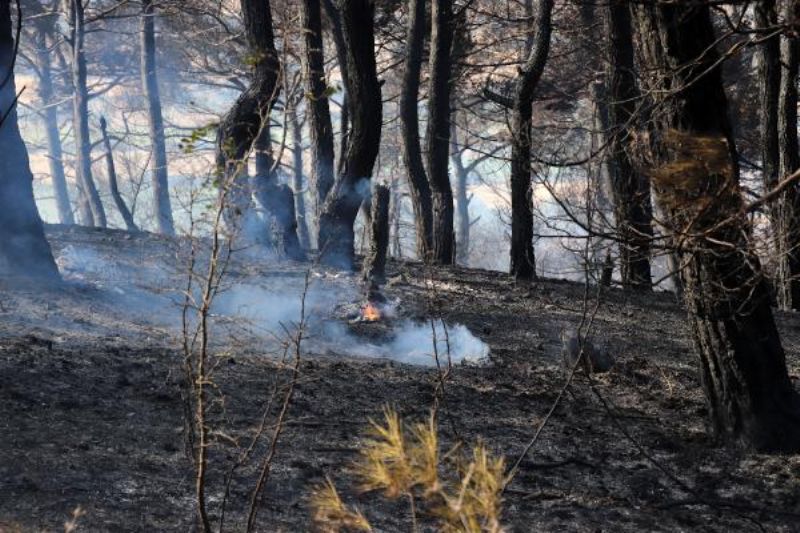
[{"left": 1, "top": 0, "right": 800, "bottom": 531}]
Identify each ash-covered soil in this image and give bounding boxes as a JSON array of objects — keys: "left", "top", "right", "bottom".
[{"left": 1, "top": 225, "right": 800, "bottom": 532}]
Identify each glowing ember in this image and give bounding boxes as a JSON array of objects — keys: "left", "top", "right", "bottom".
[{"left": 361, "top": 302, "right": 382, "bottom": 322}]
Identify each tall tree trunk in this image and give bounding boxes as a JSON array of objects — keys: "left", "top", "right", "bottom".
[
  {"left": 99, "top": 117, "right": 137, "bottom": 232},
  {"left": 632, "top": 3, "right": 800, "bottom": 451},
  {"left": 777, "top": 0, "right": 800, "bottom": 309},
  {"left": 289, "top": 98, "right": 311, "bottom": 250},
  {"left": 399, "top": 0, "right": 434, "bottom": 260},
  {"left": 34, "top": 22, "right": 73, "bottom": 225},
  {"left": 0, "top": 0, "right": 59, "bottom": 280},
  {"left": 141, "top": 0, "right": 175, "bottom": 236},
  {"left": 606, "top": 1, "right": 653, "bottom": 289},
  {"left": 317, "top": 0, "right": 381, "bottom": 269},
  {"left": 216, "top": 0, "right": 280, "bottom": 242},
  {"left": 450, "top": 117, "right": 470, "bottom": 266},
  {"left": 301, "top": 0, "right": 335, "bottom": 220},
  {"left": 426, "top": 0, "right": 456, "bottom": 265},
  {"left": 509, "top": 0, "right": 553, "bottom": 280},
  {"left": 69, "top": 0, "right": 105, "bottom": 227}
]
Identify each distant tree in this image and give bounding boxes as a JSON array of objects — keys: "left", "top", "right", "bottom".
[
  {"left": 0, "top": 0, "right": 59, "bottom": 280},
  {"left": 449, "top": 110, "right": 498, "bottom": 267},
  {"left": 317, "top": 0, "right": 381, "bottom": 269},
  {"left": 288, "top": 90, "right": 310, "bottom": 250},
  {"left": 99, "top": 116, "right": 137, "bottom": 232},
  {"left": 485, "top": 0, "right": 553, "bottom": 280},
  {"left": 632, "top": 2, "right": 800, "bottom": 451},
  {"left": 140, "top": 0, "right": 175, "bottom": 236},
  {"left": 67, "top": 0, "right": 106, "bottom": 227},
  {"left": 29, "top": 1, "right": 73, "bottom": 225}
]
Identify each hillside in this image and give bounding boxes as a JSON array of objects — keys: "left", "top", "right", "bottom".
[{"left": 1, "top": 226, "right": 799, "bottom": 532}]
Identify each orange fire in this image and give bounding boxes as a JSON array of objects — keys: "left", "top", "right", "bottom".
[{"left": 361, "top": 302, "right": 382, "bottom": 322}]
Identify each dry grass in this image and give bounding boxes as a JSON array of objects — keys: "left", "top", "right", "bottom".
[
  {"left": 310, "top": 478, "right": 372, "bottom": 533},
  {"left": 312, "top": 407, "right": 507, "bottom": 532}
]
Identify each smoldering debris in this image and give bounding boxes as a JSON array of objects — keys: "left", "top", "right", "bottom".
[
  {"left": 212, "top": 281, "right": 490, "bottom": 367},
  {"left": 45, "top": 229, "right": 490, "bottom": 367}
]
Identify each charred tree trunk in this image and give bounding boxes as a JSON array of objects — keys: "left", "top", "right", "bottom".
[
  {"left": 0, "top": 0, "right": 59, "bottom": 280},
  {"left": 632, "top": 3, "right": 800, "bottom": 451},
  {"left": 363, "top": 183, "right": 390, "bottom": 285},
  {"left": 99, "top": 117, "right": 137, "bottom": 232},
  {"left": 317, "top": 0, "right": 381, "bottom": 269},
  {"left": 606, "top": 1, "right": 653, "bottom": 290},
  {"left": 251, "top": 106, "right": 306, "bottom": 260},
  {"left": 34, "top": 21, "right": 73, "bottom": 225},
  {"left": 777, "top": 0, "right": 800, "bottom": 309},
  {"left": 400, "top": 0, "right": 434, "bottom": 260},
  {"left": 508, "top": 0, "right": 553, "bottom": 280},
  {"left": 426, "top": 0, "right": 456, "bottom": 265},
  {"left": 216, "top": 0, "right": 281, "bottom": 243},
  {"left": 301, "top": 0, "right": 335, "bottom": 219},
  {"left": 254, "top": 179, "right": 306, "bottom": 261},
  {"left": 140, "top": 0, "right": 174, "bottom": 236},
  {"left": 69, "top": 0, "right": 105, "bottom": 227},
  {"left": 288, "top": 98, "right": 311, "bottom": 250}
]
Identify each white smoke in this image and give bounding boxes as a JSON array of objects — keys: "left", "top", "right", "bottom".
[
  {"left": 213, "top": 281, "right": 490, "bottom": 367},
  {"left": 51, "top": 239, "right": 490, "bottom": 368},
  {"left": 342, "top": 320, "right": 490, "bottom": 367}
]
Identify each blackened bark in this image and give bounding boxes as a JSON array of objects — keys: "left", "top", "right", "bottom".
[
  {"left": 250, "top": 104, "right": 306, "bottom": 260},
  {"left": 141, "top": 0, "right": 174, "bottom": 236},
  {"left": 606, "top": 1, "right": 653, "bottom": 290},
  {"left": 363, "top": 183, "right": 390, "bottom": 284},
  {"left": 509, "top": 0, "right": 553, "bottom": 280},
  {"left": 33, "top": 20, "right": 73, "bottom": 225},
  {"left": 777, "top": 0, "right": 800, "bottom": 309},
  {"left": 99, "top": 117, "right": 137, "bottom": 232},
  {"left": 216, "top": 0, "right": 280, "bottom": 238},
  {"left": 317, "top": 0, "right": 381, "bottom": 269},
  {"left": 426, "top": 0, "right": 455, "bottom": 265},
  {"left": 0, "top": 0, "right": 59, "bottom": 280},
  {"left": 301, "top": 0, "right": 335, "bottom": 215},
  {"left": 69, "top": 0, "right": 105, "bottom": 227},
  {"left": 253, "top": 179, "right": 306, "bottom": 261},
  {"left": 632, "top": 3, "right": 800, "bottom": 451},
  {"left": 400, "top": 0, "right": 434, "bottom": 259},
  {"left": 288, "top": 99, "right": 311, "bottom": 250}
]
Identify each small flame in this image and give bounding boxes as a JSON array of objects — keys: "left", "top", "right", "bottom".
[{"left": 361, "top": 302, "right": 382, "bottom": 322}]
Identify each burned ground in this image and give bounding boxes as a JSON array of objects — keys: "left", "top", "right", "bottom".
[{"left": 1, "top": 226, "right": 799, "bottom": 532}]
